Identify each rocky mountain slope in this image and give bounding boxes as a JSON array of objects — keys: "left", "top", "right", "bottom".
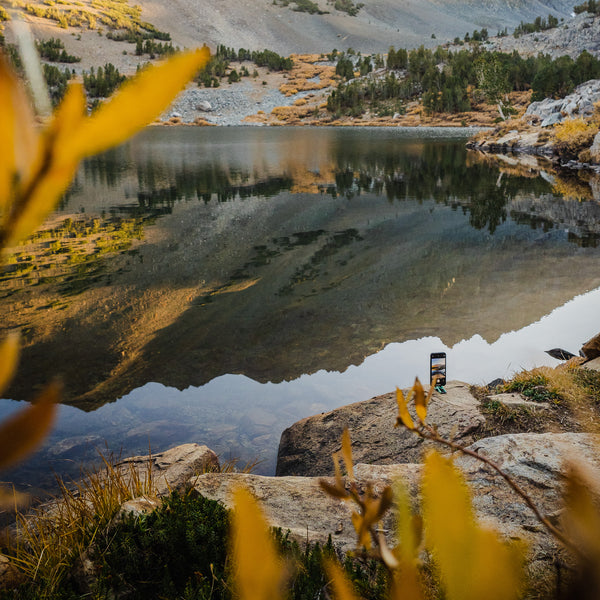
[
  {"left": 3, "top": 0, "right": 576, "bottom": 66},
  {"left": 489, "top": 11, "right": 600, "bottom": 58}
]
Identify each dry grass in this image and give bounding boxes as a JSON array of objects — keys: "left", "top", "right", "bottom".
[
  {"left": 3, "top": 452, "right": 156, "bottom": 596},
  {"left": 475, "top": 363, "right": 600, "bottom": 438}
]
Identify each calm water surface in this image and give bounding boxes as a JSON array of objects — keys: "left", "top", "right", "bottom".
[{"left": 2, "top": 126, "right": 600, "bottom": 490}]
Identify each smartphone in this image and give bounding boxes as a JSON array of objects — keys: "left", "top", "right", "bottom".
[{"left": 430, "top": 352, "right": 447, "bottom": 386}]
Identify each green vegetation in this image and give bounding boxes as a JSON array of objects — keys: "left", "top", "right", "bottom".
[
  {"left": 83, "top": 62, "right": 127, "bottom": 97},
  {"left": 36, "top": 37, "right": 81, "bottom": 62},
  {"left": 197, "top": 45, "right": 293, "bottom": 87},
  {"left": 273, "top": 0, "right": 364, "bottom": 15},
  {"left": 327, "top": 45, "right": 600, "bottom": 117},
  {"left": 2, "top": 484, "right": 388, "bottom": 600},
  {"left": 274, "top": 0, "right": 329, "bottom": 15},
  {"left": 92, "top": 491, "right": 231, "bottom": 600},
  {"left": 43, "top": 64, "right": 74, "bottom": 105},
  {"left": 134, "top": 37, "right": 177, "bottom": 58},
  {"left": 329, "top": 0, "right": 364, "bottom": 16},
  {"left": 513, "top": 13, "right": 559, "bottom": 37},
  {"left": 574, "top": 0, "right": 600, "bottom": 14}
]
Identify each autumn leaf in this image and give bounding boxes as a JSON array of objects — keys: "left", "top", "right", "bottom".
[
  {"left": 395, "top": 386, "right": 415, "bottom": 430},
  {"left": 65, "top": 46, "right": 210, "bottom": 162},
  {"left": 0, "top": 332, "right": 20, "bottom": 393},
  {"left": 232, "top": 486, "right": 286, "bottom": 600},
  {"left": 421, "top": 451, "right": 522, "bottom": 600},
  {"left": 325, "top": 558, "right": 362, "bottom": 600},
  {"left": 341, "top": 428, "right": 355, "bottom": 481},
  {"left": 562, "top": 461, "right": 600, "bottom": 564},
  {"left": 413, "top": 377, "right": 427, "bottom": 423},
  {"left": 0, "top": 380, "right": 60, "bottom": 471}
]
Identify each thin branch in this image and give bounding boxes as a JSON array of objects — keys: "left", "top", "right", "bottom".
[{"left": 416, "top": 422, "right": 580, "bottom": 556}]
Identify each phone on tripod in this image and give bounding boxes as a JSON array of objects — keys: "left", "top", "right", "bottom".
[{"left": 430, "top": 352, "right": 446, "bottom": 387}]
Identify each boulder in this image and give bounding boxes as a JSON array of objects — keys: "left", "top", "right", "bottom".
[
  {"left": 584, "top": 357, "right": 600, "bottom": 372},
  {"left": 190, "top": 465, "right": 422, "bottom": 552},
  {"left": 276, "top": 381, "right": 485, "bottom": 477},
  {"left": 118, "top": 496, "right": 162, "bottom": 518},
  {"left": 196, "top": 101, "right": 213, "bottom": 112},
  {"left": 581, "top": 331, "right": 600, "bottom": 361},
  {"left": 117, "top": 443, "right": 219, "bottom": 496},
  {"left": 455, "top": 433, "right": 600, "bottom": 590},
  {"left": 525, "top": 79, "right": 600, "bottom": 127},
  {"left": 194, "top": 432, "right": 600, "bottom": 593}
]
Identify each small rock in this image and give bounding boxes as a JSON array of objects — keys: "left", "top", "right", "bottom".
[
  {"left": 196, "top": 101, "right": 213, "bottom": 112},
  {"left": 118, "top": 496, "right": 162, "bottom": 518},
  {"left": 545, "top": 348, "right": 577, "bottom": 360},
  {"left": 581, "top": 331, "right": 600, "bottom": 361}
]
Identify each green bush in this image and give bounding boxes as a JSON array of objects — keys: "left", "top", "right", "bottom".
[
  {"left": 36, "top": 38, "right": 81, "bottom": 63},
  {"left": 92, "top": 491, "right": 230, "bottom": 599}
]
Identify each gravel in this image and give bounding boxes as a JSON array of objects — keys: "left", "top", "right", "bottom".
[{"left": 160, "top": 79, "right": 306, "bottom": 126}]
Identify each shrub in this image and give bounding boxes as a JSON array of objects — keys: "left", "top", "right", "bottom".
[
  {"left": 92, "top": 491, "right": 230, "bottom": 599},
  {"left": 553, "top": 117, "right": 599, "bottom": 159}
]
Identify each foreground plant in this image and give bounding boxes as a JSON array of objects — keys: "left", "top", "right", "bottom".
[
  {"left": 318, "top": 421, "right": 524, "bottom": 600},
  {"left": 0, "top": 44, "right": 210, "bottom": 499}
]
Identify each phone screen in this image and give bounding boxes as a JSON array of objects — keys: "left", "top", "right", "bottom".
[{"left": 430, "top": 353, "right": 446, "bottom": 386}]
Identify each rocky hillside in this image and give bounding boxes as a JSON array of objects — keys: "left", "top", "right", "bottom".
[
  {"left": 489, "top": 11, "right": 600, "bottom": 59},
  {"left": 2, "top": 0, "right": 576, "bottom": 67}
]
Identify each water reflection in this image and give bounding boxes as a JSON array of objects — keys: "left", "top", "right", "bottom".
[
  {"left": 2, "top": 284, "right": 598, "bottom": 488},
  {"left": 2, "top": 126, "right": 600, "bottom": 487}
]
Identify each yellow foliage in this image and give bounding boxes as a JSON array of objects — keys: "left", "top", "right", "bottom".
[
  {"left": 232, "top": 487, "right": 287, "bottom": 600},
  {"left": 553, "top": 117, "right": 599, "bottom": 157},
  {"left": 554, "top": 117, "right": 592, "bottom": 142},
  {"left": 422, "top": 451, "right": 523, "bottom": 600}
]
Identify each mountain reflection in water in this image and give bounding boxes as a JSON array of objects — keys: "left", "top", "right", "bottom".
[{"left": 1, "top": 126, "right": 600, "bottom": 487}]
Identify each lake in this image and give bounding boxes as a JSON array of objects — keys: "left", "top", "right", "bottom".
[{"left": 2, "top": 126, "right": 600, "bottom": 492}]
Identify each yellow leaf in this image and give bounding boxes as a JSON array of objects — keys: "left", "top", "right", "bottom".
[
  {"left": 351, "top": 511, "right": 371, "bottom": 549},
  {"left": 6, "top": 158, "right": 80, "bottom": 248},
  {"left": 341, "top": 428, "right": 354, "bottom": 481},
  {"left": 562, "top": 462, "right": 600, "bottom": 563},
  {"left": 421, "top": 451, "right": 475, "bottom": 600},
  {"left": 413, "top": 377, "right": 427, "bottom": 424},
  {"left": 390, "top": 562, "right": 424, "bottom": 600},
  {"left": 319, "top": 479, "right": 350, "bottom": 500},
  {"left": 6, "top": 84, "right": 88, "bottom": 246},
  {"left": 378, "top": 530, "right": 400, "bottom": 569},
  {"left": 232, "top": 487, "right": 286, "bottom": 600},
  {"left": 66, "top": 47, "right": 211, "bottom": 162},
  {"left": 469, "top": 529, "right": 523, "bottom": 600},
  {"left": 325, "top": 558, "right": 362, "bottom": 600},
  {"left": 0, "top": 52, "right": 39, "bottom": 211},
  {"left": 393, "top": 479, "right": 421, "bottom": 562},
  {"left": 422, "top": 451, "right": 523, "bottom": 600},
  {"left": 0, "top": 485, "right": 30, "bottom": 510},
  {"left": 0, "top": 380, "right": 60, "bottom": 471},
  {"left": 395, "top": 386, "right": 415, "bottom": 430},
  {"left": 0, "top": 332, "right": 20, "bottom": 393}
]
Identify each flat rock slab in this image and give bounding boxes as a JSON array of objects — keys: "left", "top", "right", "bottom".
[
  {"left": 487, "top": 392, "right": 550, "bottom": 410},
  {"left": 117, "top": 443, "right": 219, "bottom": 496},
  {"left": 190, "top": 472, "right": 396, "bottom": 552},
  {"left": 276, "top": 381, "right": 484, "bottom": 477}
]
